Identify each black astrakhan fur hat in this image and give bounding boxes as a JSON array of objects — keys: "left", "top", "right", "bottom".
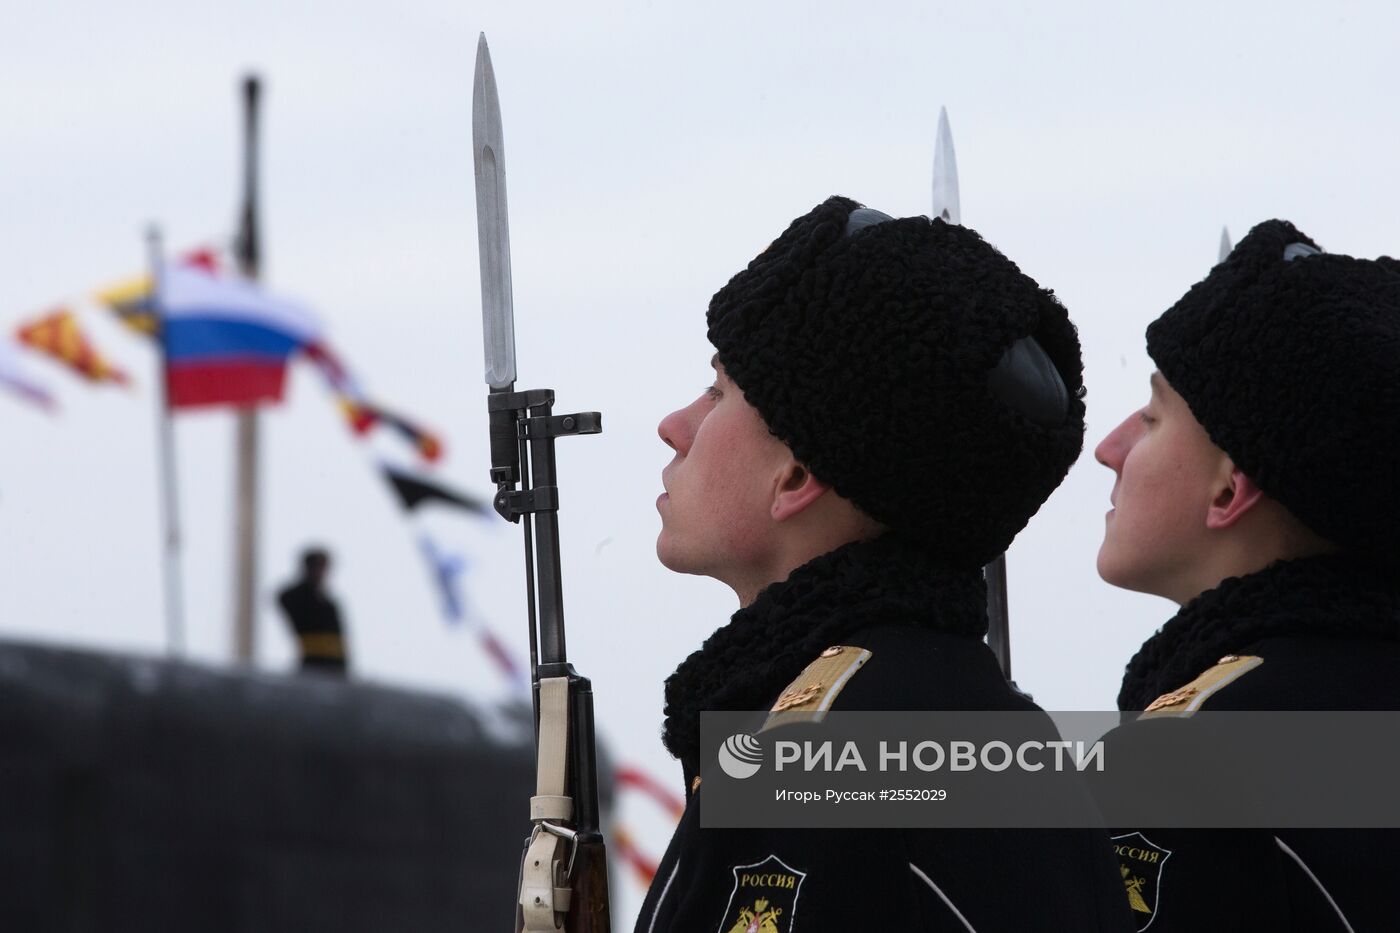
[
  {"left": 706, "top": 195, "right": 1086, "bottom": 568},
  {"left": 1147, "top": 219, "right": 1400, "bottom": 562}
]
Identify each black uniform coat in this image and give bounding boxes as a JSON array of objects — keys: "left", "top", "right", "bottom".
[
  {"left": 1104, "top": 554, "right": 1400, "bottom": 933},
  {"left": 636, "top": 536, "right": 1132, "bottom": 933}
]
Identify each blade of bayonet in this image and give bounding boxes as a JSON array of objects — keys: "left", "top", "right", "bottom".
[
  {"left": 1218, "top": 225, "right": 1233, "bottom": 264},
  {"left": 985, "top": 554, "right": 1011, "bottom": 678},
  {"left": 931, "top": 106, "right": 961, "bottom": 225},
  {"left": 473, "top": 33, "right": 518, "bottom": 390},
  {"left": 934, "top": 105, "right": 1011, "bottom": 680}
]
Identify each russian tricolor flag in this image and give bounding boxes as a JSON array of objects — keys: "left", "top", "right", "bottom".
[{"left": 160, "top": 263, "right": 321, "bottom": 409}]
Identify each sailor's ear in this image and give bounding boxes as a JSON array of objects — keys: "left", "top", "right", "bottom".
[
  {"left": 772, "top": 461, "right": 829, "bottom": 522},
  {"left": 1206, "top": 463, "right": 1267, "bottom": 529}
]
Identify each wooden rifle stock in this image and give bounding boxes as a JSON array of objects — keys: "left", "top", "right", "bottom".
[{"left": 565, "top": 838, "right": 611, "bottom": 933}]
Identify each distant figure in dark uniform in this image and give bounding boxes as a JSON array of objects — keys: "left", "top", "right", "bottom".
[
  {"left": 277, "top": 547, "right": 348, "bottom": 675},
  {"left": 1094, "top": 219, "right": 1400, "bottom": 932}
]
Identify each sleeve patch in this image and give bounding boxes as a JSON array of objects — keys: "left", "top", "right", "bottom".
[
  {"left": 1112, "top": 832, "right": 1173, "bottom": 930},
  {"left": 716, "top": 855, "right": 807, "bottom": 933}
]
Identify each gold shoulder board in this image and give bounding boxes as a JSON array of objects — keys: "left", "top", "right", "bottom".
[
  {"left": 761, "top": 645, "right": 871, "bottom": 731},
  {"left": 1141, "top": 654, "right": 1263, "bottom": 717}
]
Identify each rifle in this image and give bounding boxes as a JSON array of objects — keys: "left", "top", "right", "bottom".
[{"left": 473, "top": 34, "right": 612, "bottom": 933}]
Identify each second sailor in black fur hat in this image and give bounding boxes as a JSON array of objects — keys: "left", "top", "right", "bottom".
[{"left": 1093, "top": 218, "right": 1400, "bottom": 932}]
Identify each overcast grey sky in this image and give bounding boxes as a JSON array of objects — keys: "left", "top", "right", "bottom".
[{"left": 4, "top": 1, "right": 1398, "bottom": 922}]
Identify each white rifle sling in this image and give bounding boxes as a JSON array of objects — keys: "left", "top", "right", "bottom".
[{"left": 520, "top": 676, "right": 573, "bottom": 931}]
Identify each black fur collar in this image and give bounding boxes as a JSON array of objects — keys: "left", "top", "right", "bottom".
[
  {"left": 1118, "top": 554, "right": 1400, "bottom": 711},
  {"left": 661, "top": 534, "right": 987, "bottom": 765}
]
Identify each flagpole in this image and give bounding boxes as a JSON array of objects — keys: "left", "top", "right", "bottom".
[
  {"left": 148, "top": 225, "right": 186, "bottom": 656},
  {"left": 231, "top": 73, "right": 262, "bottom": 664}
]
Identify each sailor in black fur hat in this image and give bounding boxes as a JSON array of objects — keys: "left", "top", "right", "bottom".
[
  {"left": 1093, "top": 219, "right": 1400, "bottom": 932},
  {"left": 637, "top": 196, "right": 1131, "bottom": 932}
]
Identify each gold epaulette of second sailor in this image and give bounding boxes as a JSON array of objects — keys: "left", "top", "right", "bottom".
[
  {"left": 761, "top": 645, "right": 871, "bottom": 731},
  {"left": 1141, "top": 654, "right": 1263, "bottom": 717}
]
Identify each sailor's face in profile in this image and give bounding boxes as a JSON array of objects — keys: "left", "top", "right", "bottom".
[
  {"left": 1094, "top": 372, "right": 1227, "bottom": 602},
  {"left": 654, "top": 357, "right": 790, "bottom": 585}
]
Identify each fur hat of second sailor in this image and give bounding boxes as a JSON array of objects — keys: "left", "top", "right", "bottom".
[{"left": 1147, "top": 218, "right": 1400, "bottom": 562}]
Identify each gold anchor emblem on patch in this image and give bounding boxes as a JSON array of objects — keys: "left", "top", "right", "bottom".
[
  {"left": 1122, "top": 865, "right": 1151, "bottom": 914},
  {"left": 726, "top": 898, "right": 783, "bottom": 933},
  {"left": 772, "top": 683, "right": 824, "bottom": 712}
]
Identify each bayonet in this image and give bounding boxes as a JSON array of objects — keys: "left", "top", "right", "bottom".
[
  {"left": 931, "top": 106, "right": 961, "bottom": 225},
  {"left": 933, "top": 107, "right": 1013, "bottom": 682},
  {"left": 475, "top": 34, "right": 518, "bottom": 391}
]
